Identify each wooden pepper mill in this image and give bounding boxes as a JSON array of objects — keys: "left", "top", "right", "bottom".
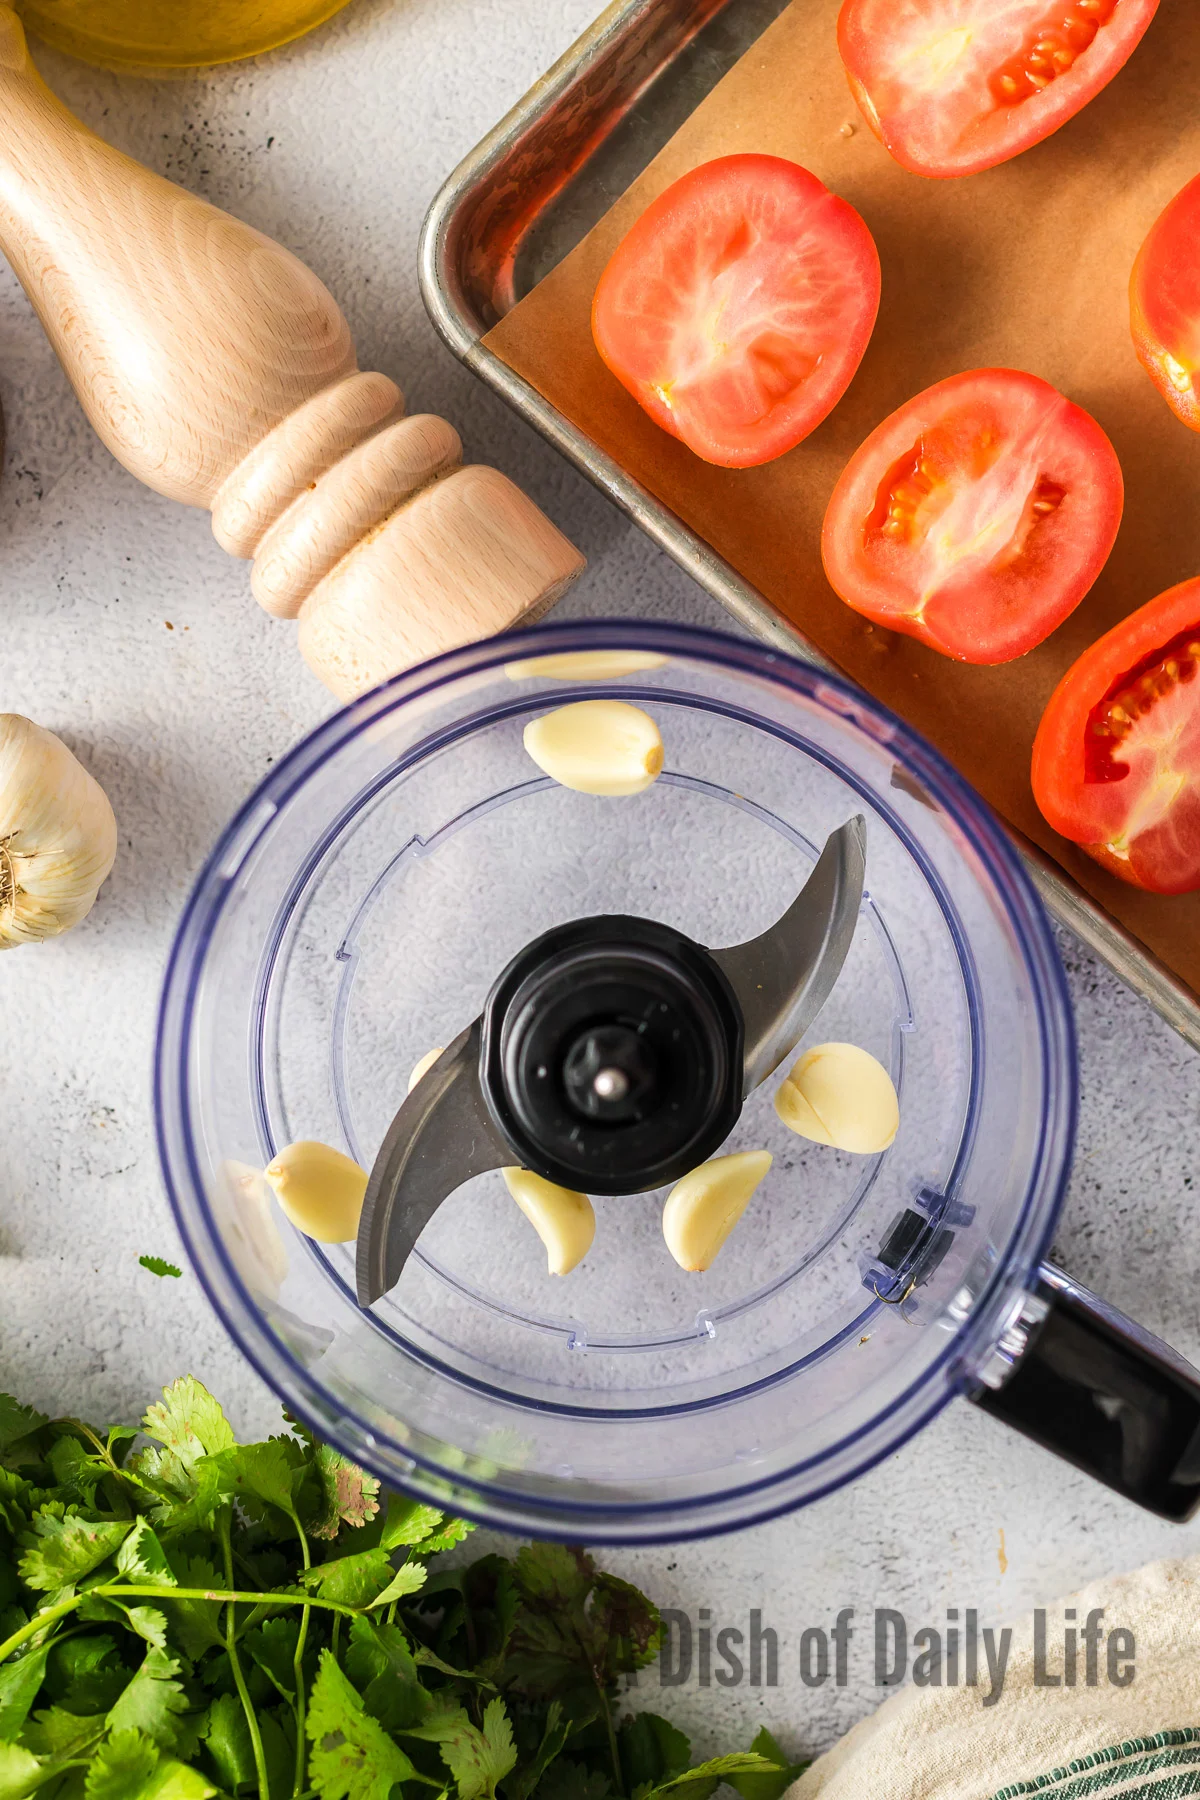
[{"left": 0, "top": 7, "right": 585, "bottom": 698}]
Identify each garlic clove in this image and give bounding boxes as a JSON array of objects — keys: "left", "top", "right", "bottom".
[
  {"left": 505, "top": 649, "right": 668, "bottom": 682},
  {"left": 264, "top": 1140, "right": 368, "bottom": 1243},
  {"left": 774, "top": 1042, "right": 899, "bottom": 1154},
  {"left": 407, "top": 1046, "right": 445, "bottom": 1094},
  {"left": 214, "top": 1159, "right": 289, "bottom": 1300},
  {"left": 502, "top": 1167, "right": 595, "bottom": 1274},
  {"left": 662, "top": 1150, "right": 772, "bottom": 1272},
  {"left": 523, "top": 699, "right": 664, "bottom": 796},
  {"left": 0, "top": 714, "right": 117, "bottom": 949}
]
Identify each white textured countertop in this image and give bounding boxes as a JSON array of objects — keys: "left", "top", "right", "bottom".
[{"left": 2, "top": 0, "right": 1199, "bottom": 1764}]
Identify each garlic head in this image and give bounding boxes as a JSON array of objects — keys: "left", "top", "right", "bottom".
[{"left": 0, "top": 715, "right": 117, "bottom": 949}]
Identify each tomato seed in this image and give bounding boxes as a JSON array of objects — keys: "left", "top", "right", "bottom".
[{"left": 989, "top": 0, "right": 1116, "bottom": 106}]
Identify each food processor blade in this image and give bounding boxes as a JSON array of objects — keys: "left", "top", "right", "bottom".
[
  {"left": 355, "top": 1020, "right": 511, "bottom": 1306},
  {"left": 712, "top": 814, "right": 866, "bottom": 1093},
  {"left": 355, "top": 818, "right": 864, "bottom": 1307}
]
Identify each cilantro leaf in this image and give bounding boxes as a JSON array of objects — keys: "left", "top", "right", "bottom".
[
  {"left": 504, "top": 1546, "right": 661, "bottom": 1716},
  {"left": 0, "top": 1399, "right": 48, "bottom": 1468},
  {"left": 44, "top": 1440, "right": 103, "bottom": 1510},
  {"left": 116, "top": 1519, "right": 177, "bottom": 1587},
  {"left": 364, "top": 1561, "right": 427, "bottom": 1611},
  {"left": 209, "top": 1438, "right": 308, "bottom": 1532},
  {"left": 620, "top": 1713, "right": 691, "bottom": 1791},
  {"left": 159, "top": 1554, "right": 224, "bottom": 1662},
  {"left": 77, "top": 1592, "right": 171, "bottom": 1653},
  {"left": 200, "top": 1692, "right": 257, "bottom": 1795},
  {"left": 130, "top": 1381, "right": 234, "bottom": 1533},
  {"left": 0, "top": 1740, "right": 43, "bottom": 1799},
  {"left": 343, "top": 1617, "right": 429, "bottom": 1734},
  {"left": 0, "top": 1644, "right": 48, "bottom": 1739},
  {"left": 406, "top": 1697, "right": 517, "bottom": 1800},
  {"left": 306, "top": 1648, "right": 420, "bottom": 1799},
  {"left": 43, "top": 1632, "right": 129, "bottom": 1717},
  {"left": 21, "top": 1705, "right": 106, "bottom": 1759},
  {"left": 300, "top": 1549, "right": 395, "bottom": 1608},
  {"left": 307, "top": 1446, "right": 380, "bottom": 1541},
  {"left": 138, "top": 1257, "right": 183, "bottom": 1281},
  {"left": 18, "top": 1510, "right": 133, "bottom": 1592},
  {"left": 83, "top": 1729, "right": 217, "bottom": 1799},
  {"left": 501, "top": 1698, "right": 571, "bottom": 1800},
  {"left": 536, "top": 1759, "right": 611, "bottom": 1800},
  {"left": 141, "top": 1380, "right": 233, "bottom": 1470},
  {"left": 245, "top": 1615, "right": 300, "bottom": 1703},
  {"left": 644, "top": 1753, "right": 782, "bottom": 1800},
  {"left": 105, "top": 1646, "right": 190, "bottom": 1750},
  {"left": 728, "top": 1729, "right": 810, "bottom": 1799},
  {"left": 378, "top": 1498, "right": 443, "bottom": 1554}
]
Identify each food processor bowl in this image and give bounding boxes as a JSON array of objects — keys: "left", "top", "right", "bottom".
[{"left": 155, "top": 621, "right": 1199, "bottom": 1540}]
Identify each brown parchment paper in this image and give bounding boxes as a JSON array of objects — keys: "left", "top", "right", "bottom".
[{"left": 485, "top": 0, "right": 1200, "bottom": 1004}]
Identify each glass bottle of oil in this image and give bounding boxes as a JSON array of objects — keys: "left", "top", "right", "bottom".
[{"left": 16, "top": 0, "right": 354, "bottom": 71}]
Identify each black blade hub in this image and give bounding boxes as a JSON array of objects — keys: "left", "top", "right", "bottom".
[{"left": 480, "top": 915, "right": 745, "bottom": 1195}]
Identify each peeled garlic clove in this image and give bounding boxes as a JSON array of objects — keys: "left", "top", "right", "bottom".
[
  {"left": 774, "top": 1043, "right": 899, "bottom": 1154},
  {"left": 0, "top": 714, "right": 117, "bottom": 949},
  {"left": 502, "top": 1167, "right": 595, "bottom": 1274},
  {"left": 407, "top": 1046, "right": 445, "bottom": 1094},
  {"left": 264, "top": 1140, "right": 368, "bottom": 1243},
  {"left": 505, "top": 649, "right": 668, "bottom": 682},
  {"left": 214, "top": 1160, "right": 289, "bottom": 1300},
  {"left": 523, "top": 699, "right": 664, "bottom": 796},
  {"left": 662, "top": 1150, "right": 772, "bottom": 1272}
]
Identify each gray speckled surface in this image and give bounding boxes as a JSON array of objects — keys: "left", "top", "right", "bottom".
[{"left": 2, "top": 0, "right": 1199, "bottom": 1765}]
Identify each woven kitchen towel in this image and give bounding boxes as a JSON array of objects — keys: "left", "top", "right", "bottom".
[{"left": 790, "top": 1558, "right": 1200, "bottom": 1799}]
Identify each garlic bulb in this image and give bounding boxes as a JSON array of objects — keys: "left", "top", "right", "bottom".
[{"left": 0, "top": 715, "right": 117, "bottom": 949}]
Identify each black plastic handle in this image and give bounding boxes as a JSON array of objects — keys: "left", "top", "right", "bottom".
[{"left": 971, "top": 1263, "right": 1200, "bottom": 1521}]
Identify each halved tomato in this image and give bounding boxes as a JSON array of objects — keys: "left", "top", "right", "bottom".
[
  {"left": 838, "top": 0, "right": 1160, "bottom": 179},
  {"left": 821, "top": 370, "right": 1124, "bottom": 664},
  {"left": 1132, "top": 174, "right": 1200, "bottom": 432},
  {"left": 591, "top": 155, "right": 881, "bottom": 469},
  {"left": 1033, "top": 579, "right": 1200, "bottom": 894}
]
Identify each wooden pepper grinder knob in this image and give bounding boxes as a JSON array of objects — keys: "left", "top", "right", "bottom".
[{"left": 0, "top": 8, "right": 584, "bottom": 699}]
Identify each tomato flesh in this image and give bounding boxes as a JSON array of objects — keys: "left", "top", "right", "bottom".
[
  {"left": 591, "top": 155, "right": 881, "bottom": 469},
  {"left": 1032, "top": 578, "right": 1200, "bottom": 894},
  {"left": 821, "top": 370, "right": 1124, "bottom": 664},
  {"left": 1131, "top": 174, "right": 1200, "bottom": 433},
  {"left": 838, "top": 0, "right": 1160, "bottom": 178}
]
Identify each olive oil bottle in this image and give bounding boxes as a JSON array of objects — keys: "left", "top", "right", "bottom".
[{"left": 17, "top": 0, "right": 353, "bottom": 70}]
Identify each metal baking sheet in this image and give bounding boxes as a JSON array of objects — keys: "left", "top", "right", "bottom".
[{"left": 418, "top": 0, "right": 1200, "bottom": 1054}]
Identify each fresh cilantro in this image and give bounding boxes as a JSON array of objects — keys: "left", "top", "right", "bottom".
[
  {"left": 18, "top": 1510, "right": 133, "bottom": 1591},
  {"left": 0, "top": 1379, "right": 803, "bottom": 1799},
  {"left": 105, "top": 1645, "right": 190, "bottom": 1749},
  {"left": 308, "top": 1443, "right": 381, "bottom": 1540},
  {"left": 138, "top": 1256, "right": 183, "bottom": 1280},
  {"left": 85, "top": 1728, "right": 217, "bottom": 1798},
  {"left": 730, "top": 1728, "right": 810, "bottom": 1798},
  {"left": 300, "top": 1548, "right": 396, "bottom": 1608},
  {"left": 0, "top": 1642, "right": 48, "bottom": 1739},
  {"left": 306, "top": 1648, "right": 420, "bottom": 1797}
]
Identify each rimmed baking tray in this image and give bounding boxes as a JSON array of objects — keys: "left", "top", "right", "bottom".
[{"left": 418, "top": 0, "right": 1200, "bottom": 1054}]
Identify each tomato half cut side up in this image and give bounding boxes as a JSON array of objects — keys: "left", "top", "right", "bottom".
[
  {"left": 837, "top": 0, "right": 1160, "bottom": 179},
  {"left": 1132, "top": 173, "right": 1200, "bottom": 433},
  {"left": 821, "top": 370, "right": 1124, "bottom": 664},
  {"left": 590, "top": 155, "right": 881, "bottom": 469},
  {"left": 1033, "top": 579, "right": 1200, "bottom": 894}
]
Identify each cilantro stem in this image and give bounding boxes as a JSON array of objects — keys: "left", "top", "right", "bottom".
[
  {"left": 0, "top": 1595, "right": 81, "bottom": 1662},
  {"left": 598, "top": 1679, "right": 622, "bottom": 1795},
  {"left": 220, "top": 1507, "right": 271, "bottom": 1800},
  {"left": 0, "top": 1578, "right": 406, "bottom": 1668},
  {"left": 290, "top": 1509, "right": 312, "bottom": 1799}
]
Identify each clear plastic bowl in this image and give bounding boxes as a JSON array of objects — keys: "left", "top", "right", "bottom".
[{"left": 156, "top": 621, "right": 1076, "bottom": 1541}]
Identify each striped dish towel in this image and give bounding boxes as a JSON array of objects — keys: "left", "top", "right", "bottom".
[{"left": 791, "top": 1559, "right": 1200, "bottom": 1799}]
